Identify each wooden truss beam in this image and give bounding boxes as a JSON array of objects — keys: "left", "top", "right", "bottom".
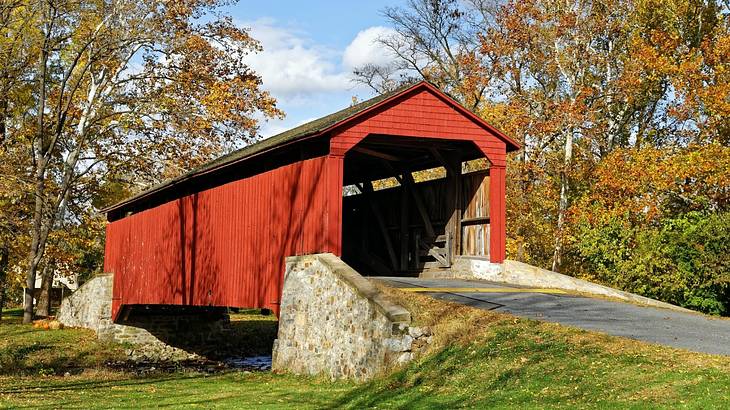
[
  {"left": 428, "top": 147, "right": 457, "bottom": 175},
  {"left": 377, "top": 159, "right": 436, "bottom": 240}
]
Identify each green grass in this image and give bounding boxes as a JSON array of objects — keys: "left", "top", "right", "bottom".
[
  {"left": 0, "top": 308, "right": 125, "bottom": 377},
  {"left": 1, "top": 295, "right": 729, "bottom": 409}
]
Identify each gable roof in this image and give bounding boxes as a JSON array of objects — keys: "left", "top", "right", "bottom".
[{"left": 103, "top": 81, "right": 520, "bottom": 214}]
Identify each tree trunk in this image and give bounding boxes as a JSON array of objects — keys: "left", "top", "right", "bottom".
[
  {"left": 36, "top": 264, "right": 53, "bottom": 317},
  {"left": 0, "top": 244, "right": 8, "bottom": 322},
  {"left": 0, "top": 85, "right": 7, "bottom": 145},
  {"left": 25, "top": 161, "right": 47, "bottom": 324},
  {"left": 552, "top": 128, "right": 573, "bottom": 272},
  {"left": 0, "top": 286, "right": 5, "bottom": 323},
  {"left": 24, "top": 9, "right": 49, "bottom": 324}
]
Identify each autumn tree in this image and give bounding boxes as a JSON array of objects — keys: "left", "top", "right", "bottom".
[
  {"left": 567, "top": 144, "right": 730, "bottom": 314},
  {"left": 354, "top": 0, "right": 494, "bottom": 110},
  {"left": 8, "top": 0, "right": 282, "bottom": 323},
  {"left": 0, "top": 0, "right": 36, "bottom": 320},
  {"left": 359, "top": 0, "right": 728, "bottom": 272}
]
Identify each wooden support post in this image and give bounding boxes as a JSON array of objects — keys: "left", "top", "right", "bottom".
[
  {"left": 445, "top": 231, "right": 451, "bottom": 266},
  {"left": 399, "top": 186, "right": 409, "bottom": 271},
  {"left": 326, "top": 154, "right": 344, "bottom": 255},
  {"left": 399, "top": 173, "right": 436, "bottom": 239},
  {"left": 444, "top": 152, "right": 462, "bottom": 258},
  {"left": 362, "top": 182, "right": 399, "bottom": 271},
  {"left": 489, "top": 165, "right": 506, "bottom": 263}
]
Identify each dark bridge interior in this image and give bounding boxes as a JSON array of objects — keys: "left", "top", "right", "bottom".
[{"left": 341, "top": 135, "right": 492, "bottom": 277}]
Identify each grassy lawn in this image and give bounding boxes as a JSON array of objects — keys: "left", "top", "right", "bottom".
[{"left": 1, "top": 293, "right": 729, "bottom": 409}]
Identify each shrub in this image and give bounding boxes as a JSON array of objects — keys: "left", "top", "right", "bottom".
[{"left": 573, "top": 211, "right": 730, "bottom": 315}]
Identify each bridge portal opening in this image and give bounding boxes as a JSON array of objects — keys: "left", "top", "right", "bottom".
[{"left": 340, "top": 135, "right": 492, "bottom": 277}]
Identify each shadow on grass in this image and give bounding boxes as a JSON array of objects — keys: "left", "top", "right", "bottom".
[
  {"left": 327, "top": 347, "right": 470, "bottom": 409},
  {"left": 3, "top": 308, "right": 23, "bottom": 317},
  {"left": 0, "top": 372, "right": 203, "bottom": 394},
  {"left": 327, "top": 323, "right": 581, "bottom": 409},
  {"left": 0, "top": 374, "right": 241, "bottom": 410},
  {"left": 1, "top": 309, "right": 279, "bottom": 378},
  {"left": 0, "top": 308, "right": 23, "bottom": 326},
  {"left": 1, "top": 373, "right": 336, "bottom": 410},
  {"left": 0, "top": 340, "right": 120, "bottom": 377}
]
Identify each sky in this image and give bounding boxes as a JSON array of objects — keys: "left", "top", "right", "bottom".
[{"left": 223, "top": 1, "right": 407, "bottom": 138}]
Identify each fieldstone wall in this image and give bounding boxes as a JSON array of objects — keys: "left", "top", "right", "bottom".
[
  {"left": 57, "top": 273, "right": 116, "bottom": 336},
  {"left": 58, "top": 274, "right": 233, "bottom": 361},
  {"left": 272, "top": 253, "right": 432, "bottom": 381}
]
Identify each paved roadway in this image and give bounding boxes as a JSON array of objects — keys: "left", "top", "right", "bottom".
[{"left": 376, "top": 277, "right": 730, "bottom": 356}]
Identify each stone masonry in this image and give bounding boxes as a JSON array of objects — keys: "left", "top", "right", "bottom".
[
  {"left": 272, "top": 253, "right": 432, "bottom": 381},
  {"left": 58, "top": 274, "right": 232, "bottom": 361}
]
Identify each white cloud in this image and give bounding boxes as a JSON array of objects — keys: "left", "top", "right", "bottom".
[
  {"left": 240, "top": 20, "right": 400, "bottom": 100},
  {"left": 242, "top": 18, "right": 350, "bottom": 98},
  {"left": 343, "top": 26, "right": 400, "bottom": 70},
  {"left": 236, "top": 21, "right": 405, "bottom": 139}
]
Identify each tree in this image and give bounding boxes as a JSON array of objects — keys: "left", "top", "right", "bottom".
[
  {"left": 359, "top": 0, "right": 729, "bottom": 273},
  {"left": 354, "top": 0, "right": 494, "bottom": 110},
  {"left": 0, "top": 0, "right": 35, "bottom": 320},
  {"left": 11, "top": 0, "right": 282, "bottom": 323},
  {"left": 568, "top": 144, "right": 730, "bottom": 314}
]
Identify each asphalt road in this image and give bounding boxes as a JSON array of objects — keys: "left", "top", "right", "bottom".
[{"left": 376, "top": 276, "right": 730, "bottom": 356}]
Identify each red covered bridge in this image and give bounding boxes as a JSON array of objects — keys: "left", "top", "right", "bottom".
[{"left": 102, "top": 81, "right": 520, "bottom": 321}]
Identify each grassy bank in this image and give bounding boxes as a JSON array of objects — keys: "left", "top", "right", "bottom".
[{"left": 1, "top": 294, "right": 729, "bottom": 409}]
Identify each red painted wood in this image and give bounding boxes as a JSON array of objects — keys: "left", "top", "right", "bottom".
[
  {"left": 105, "top": 83, "right": 514, "bottom": 321},
  {"left": 105, "top": 156, "right": 330, "bottom": 320},
  {"left": 488, "top": 166, "right": 506, "bottom": 262},
  {"left": 325, "top": 154, "right": 344, "bottom": 255},
  {"left": 330, "top": 89, "right": 507, "bottom": 166}
]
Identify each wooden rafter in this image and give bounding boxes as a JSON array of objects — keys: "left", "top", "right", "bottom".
[{"left": 352, "top": 146, "right": 403, "bottom": 162}]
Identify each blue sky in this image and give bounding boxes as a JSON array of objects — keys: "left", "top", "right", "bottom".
[{"left": 224, "top": 1, "right": 407, "bottom": 137}]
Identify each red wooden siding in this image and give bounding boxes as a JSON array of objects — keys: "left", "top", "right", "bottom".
[{"left": 105, "top": 156, "right": 330, "bottom": 320}]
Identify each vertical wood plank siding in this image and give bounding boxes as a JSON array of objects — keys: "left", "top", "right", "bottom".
[
  {"left": 461, "top": 172, "right": 490, "bottom": 257},
  {"left": 105, "top": 157, "right": 329, "bottom": 320}
]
